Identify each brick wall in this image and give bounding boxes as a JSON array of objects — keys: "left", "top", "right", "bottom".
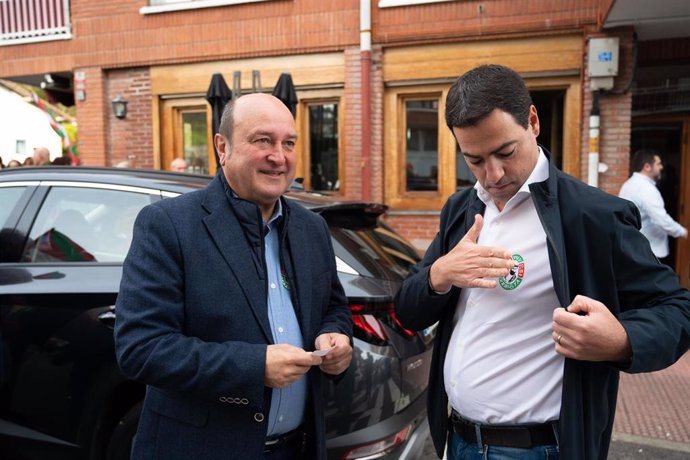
[
  {"left": 383, "top": 213, "right": 441, "bottom": 253},
  {"left": 581, "top": 27, "right": 635, "bottom": 196},
  {"left": 373, "top": 0, "right": 602, "bottom": 44},
  {"left": 343, "top": 48, "right": 362, "bottom": 200},
  {"left": 74, "top": 67, "right": 107, "bottom": 166},
  {"left": 106, "top": 68, "right": 154, "bottom": 169}
]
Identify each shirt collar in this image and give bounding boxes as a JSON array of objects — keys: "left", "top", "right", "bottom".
[
  {"left": 266, "top": 199, "right": 283, "bottom": 229},
  {"left": 632, "top": 171, "right": 656, "bottom": 185},
  {"left": 475, "top": 146, "right": 550, "bottom": 206}
]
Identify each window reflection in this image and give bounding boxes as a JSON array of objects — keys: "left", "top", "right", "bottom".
[
  {"left": 455, "top": 144, "right": 476, "bottom": 190},
  {"left": 182, "top": 111, "right": 209, "bottom": 174},
  {"left": 405, "top": 100, "right": 438, "bottom": 191},
  {"left": 23, "top": 187, "right": 152, "bottom": 263},
  {"left": 309, "top": 103, "right": 339, "bottom": 191}
]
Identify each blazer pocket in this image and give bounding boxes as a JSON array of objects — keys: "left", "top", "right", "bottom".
[{"left": 147, "top": 387, "right": 209, "bottom": 427}]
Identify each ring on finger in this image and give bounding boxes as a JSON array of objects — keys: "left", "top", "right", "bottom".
[{"left": 556, "top": 335, "right": 562, "bottom": 346}]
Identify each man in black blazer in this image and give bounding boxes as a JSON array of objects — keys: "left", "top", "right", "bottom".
[
  {"left": 395, "top": 64, "right": 690, "bottom": 460},
  {"left": 115, "top": 93, "right": 353, "bottom": 460}
]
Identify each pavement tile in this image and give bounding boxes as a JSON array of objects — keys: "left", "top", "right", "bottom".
[{"left": 614, "top": 351, "right": 690, "bottom": 444}]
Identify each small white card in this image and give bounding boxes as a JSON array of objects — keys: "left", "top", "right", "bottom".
[{"left": 312, "top": 346, "right": 335, "bottom": 357}]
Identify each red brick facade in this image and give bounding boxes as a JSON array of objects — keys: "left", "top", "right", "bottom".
[{"left": 1, "top": 0, "right": 683, "bottom": 253}]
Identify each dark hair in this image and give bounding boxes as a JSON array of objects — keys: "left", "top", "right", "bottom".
[
  {"left": 445, "top": 64, "right": 532, "bottom": 131},
  {"left": 630, "top": 149, "right": 658, "bottom": 173},
  {"left": 217, "top": 99, "right": 236, "bottom": 147}
]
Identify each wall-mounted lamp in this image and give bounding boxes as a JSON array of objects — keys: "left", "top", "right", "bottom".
[{"left": 111, "top": 94, "right": 128, "bottom": 119}]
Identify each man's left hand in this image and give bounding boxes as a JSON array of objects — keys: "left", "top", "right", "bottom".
[
  {"left": 315, "top": 333, "right": 352, "bottom": 375},
  {"left": 552, "top": 295, "right": 632, "bottom": 363}
]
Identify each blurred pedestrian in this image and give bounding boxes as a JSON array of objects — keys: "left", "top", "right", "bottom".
[
  {"left": 115, "top": 160, "right": 132, "bottom": 168},
  {"left": 170, "top": 157, "right": 188, "bottom": 172},
  {"left": 7, "top": 159, "right": 21, "bottom": 168},
  {"left": 618, "top": 149, "right": 687, "bottom": 266},
  {"left": 51, "top": 156, "right": 71, "bottom": 165},
  {"left": 395, "top": 64, "right": 690, "bottom": 460},
  {"left": 32, "top": 147, "right": 51, "bottom": 165}
]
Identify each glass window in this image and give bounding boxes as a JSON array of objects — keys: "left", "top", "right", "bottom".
[
  {"left": 456, "top": 145, "right": 476, "bottom": 190},
  {"left": 182, "top": 111, "right": 209, "bottom": 174},
  {"left": 405, "top": 99, "right": 439, "bottom": 192},
  {"left": 378, "top": 0, "right": 455, "bottom": 7},
  {"left": 0, "top": 186, "right": 27, "bottom": 228},
  {"left": 309, "top": 103, "right": 339, "bottom": 192},
  {"left": 142, "top": 0, "right": 272, "bottom": 14},
  {"left": 22, "top": 187, "right": 152, "bottom": 263}
]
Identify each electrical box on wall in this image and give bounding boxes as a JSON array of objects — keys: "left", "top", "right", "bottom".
[
  {"left": 588, "top": 37, "right": 620, "bottom": 77},
  {"left": 588, "top": 37, "right": 620, "bottom": 90}
]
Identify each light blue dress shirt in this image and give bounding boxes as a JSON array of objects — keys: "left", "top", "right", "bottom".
[{"left": 264, "top": 200, "right": 307, "bottom": 436}]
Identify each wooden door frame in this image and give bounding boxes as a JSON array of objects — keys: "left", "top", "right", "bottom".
[
  {"left": 159, "top": 97, "right": 215, "bottom": 174},
  {"left": 632, "top": 114, "right": 690, "bottom": 288}
]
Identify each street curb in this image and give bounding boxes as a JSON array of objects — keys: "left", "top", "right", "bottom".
[{"left": 612, "top": 432, "right": 690, "bottom": 453}]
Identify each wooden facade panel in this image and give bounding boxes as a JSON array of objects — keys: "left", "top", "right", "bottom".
[
  {"left": 374, "top": 0, "right": 601, "bottom": 43},
  {"left": 383, "top": 35, "right": 583, "bottom": 83},
  {"left": 150, "top": 53, "right": 345, "bottom": 95}
]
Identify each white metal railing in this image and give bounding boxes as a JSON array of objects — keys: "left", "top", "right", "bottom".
[{"left": 0, "top": 0, "right": 72, "bottom": 46}]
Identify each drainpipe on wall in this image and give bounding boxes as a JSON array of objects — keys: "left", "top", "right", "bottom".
[
  {"left": 360, "top": 0, "right": 372, "bottom": 201},
  {"left": 587, "top": 90, "right": 601, "bottom": 187}
]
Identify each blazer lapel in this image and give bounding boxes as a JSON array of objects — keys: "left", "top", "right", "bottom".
[
  {"left": 530, "top": 166, "right": 570, "bottom": 307},
  {"left": 201, "top": 177, "right": 273, "bottom": 343}
]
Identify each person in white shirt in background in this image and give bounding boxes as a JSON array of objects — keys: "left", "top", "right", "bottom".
[{"left": 619, "top": 149, "right": 687, "bottom": 266}]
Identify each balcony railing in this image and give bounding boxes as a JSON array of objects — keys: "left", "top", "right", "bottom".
[
  {"left": 633, "top": 82, "right": 690, "bottom": 116},
  {"left": 0, "top": 0, "right": 71, "bottom": 46}
]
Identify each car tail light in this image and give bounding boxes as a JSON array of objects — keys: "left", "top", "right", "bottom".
[
  {"left": 342, "top": 424, "right": 412, "bottom": 459},
  {"left": 350, "top": 302, "right": 416, "bottom": 345}
]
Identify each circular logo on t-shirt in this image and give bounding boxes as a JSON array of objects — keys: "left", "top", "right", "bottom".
[{"left": 499, "top": 254, "right": 525, "bottom": 290}]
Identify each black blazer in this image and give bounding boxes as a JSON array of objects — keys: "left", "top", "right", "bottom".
[
  {"left": 395, "top": 152, "right": 690, "bottom": 459},
  {"left": 115, "top": 174, "right": 352, "bottom": 460}
]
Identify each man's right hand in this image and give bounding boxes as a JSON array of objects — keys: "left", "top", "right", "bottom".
[
  {"left": 265, "top": 344, "right": 322, "bottom": 388},
  {"left": 428, "top": 214, "right": 514, "bottom": 291}
]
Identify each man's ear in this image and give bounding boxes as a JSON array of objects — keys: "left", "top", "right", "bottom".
[
  {"left": 528, "top": 105, "right": 540, "bottom": 138},
  {"left": 214, "top": 133, "right": 228, "bottom": 164}
]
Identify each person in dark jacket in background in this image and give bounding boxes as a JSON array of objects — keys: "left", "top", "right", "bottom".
[
  {"left": 394, "top": 64, "right": 690, "bottom": 460},
  {"left": 115, "top": 93, "right": 353, "bottom": 460}
]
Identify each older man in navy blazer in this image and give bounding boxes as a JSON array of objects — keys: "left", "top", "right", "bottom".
[{"left": 115, "top": 93, "right": 353, "bottom": 460}]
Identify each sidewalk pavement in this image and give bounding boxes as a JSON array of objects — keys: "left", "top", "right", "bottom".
[
  {"left": 421, "top": 352, "right": 690, "bottom": 459},
  {"left": 610, "top": 350, "right": 690, "bottom": 458}
]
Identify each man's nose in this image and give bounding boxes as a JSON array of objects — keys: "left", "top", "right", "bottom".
[
  {"left": 485, "top": 159, "right": 504, "bottom": 183},
  {"left": 267, "top": 146, "right": 287, "bottom": 165}
]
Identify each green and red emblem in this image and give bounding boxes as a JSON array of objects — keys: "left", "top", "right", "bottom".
[{"left": 499, "top": 254, "right": 525, "bottom": 290}]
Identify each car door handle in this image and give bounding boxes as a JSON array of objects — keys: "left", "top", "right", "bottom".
[{"left": 97, "top": 308, "right": 116, "bottom": 329}]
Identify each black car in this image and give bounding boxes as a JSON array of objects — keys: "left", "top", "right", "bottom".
[{"left": 0, "top": 167, "right": 435, "bottom": 460}]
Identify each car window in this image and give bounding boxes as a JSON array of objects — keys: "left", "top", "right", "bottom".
[
  {"left": 0, "top": 186, "right": 27, "bottom": 228},
  {"left": 329, "top": 222, "right": 419, "bottom": 280},
  {"left": 22, "top": 186, "right": 152, "bottom": 263}
]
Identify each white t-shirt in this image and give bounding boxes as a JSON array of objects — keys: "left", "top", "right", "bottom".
[
  {"left": 618, "top": 172, "right": 687, "bottom": 258},
  {"left": 444, "top": 150, "right": 564, "bottom": 424}
]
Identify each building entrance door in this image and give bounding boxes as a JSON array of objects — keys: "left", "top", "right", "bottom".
[
  {"left": 160, "top": 98, "right": 215, "bottom": 175},
  {"left": 631, "top": 117, "right": 689, "bottom": 288}
]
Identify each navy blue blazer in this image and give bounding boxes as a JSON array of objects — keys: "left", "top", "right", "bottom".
[
  {"left": 395, "top": 152, "right": 690, "bottom": 459},
  {"left": 114, "top": 174, "right": 351, "bottom": 460}
]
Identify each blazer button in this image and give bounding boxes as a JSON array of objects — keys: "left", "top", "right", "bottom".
[{"left": 254, "top": 412, "right": 265, "bottom": 423}]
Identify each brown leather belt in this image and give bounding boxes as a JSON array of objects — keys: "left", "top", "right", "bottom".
[
  {"left": 264, "top": 427, "right": 305, "bottom": 453},
  {"left": 450, "top": 412, "right": 557, "bottom": 449}
]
